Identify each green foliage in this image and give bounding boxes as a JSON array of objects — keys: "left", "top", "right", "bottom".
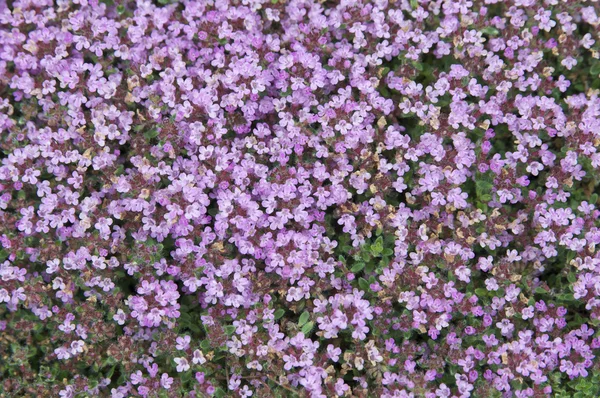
[
  {"left": 143, "top": 128, "right": 159, "bottom": 140},
  {"left": 298, "top": 311, "right": 310, "bottom": 327},
  {"left": 345, "top": 233, "right": 395, "bottom": 278},
  {"left": 301, "top": 321, "right": 315, "bottom": 336},
  {"left": 350, "top": 262, "right": 365, "bottom": 273},
  {"left": 551, "top": 370, "right": 600, "bottom": 397},
  {"left": 481, "top": 26, "right": 500, "bottom": 36}
]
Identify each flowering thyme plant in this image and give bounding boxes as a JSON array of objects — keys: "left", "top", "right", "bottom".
[{"left": 2, "top": 0, "right": 600, "bottom": 397}]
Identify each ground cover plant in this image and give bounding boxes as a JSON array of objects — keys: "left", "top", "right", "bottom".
[{"left": 1, "top": 0, "right": 600, "bottom": 396}]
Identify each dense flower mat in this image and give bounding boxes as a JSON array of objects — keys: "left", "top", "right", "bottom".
[{"left": 2, "top": 0, "right": 600, "bottom": 396}]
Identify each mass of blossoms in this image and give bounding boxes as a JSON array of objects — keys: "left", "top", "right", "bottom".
[{"left": 1, "top": 0, "right": 600, "bottom": 396}]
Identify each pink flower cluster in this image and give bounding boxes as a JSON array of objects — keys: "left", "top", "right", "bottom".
[{"left": 1, "top": 0, "right": 600, "bottom": 397}]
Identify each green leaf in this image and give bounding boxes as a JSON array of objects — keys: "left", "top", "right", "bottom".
[
  {"left": 535, "top": 287, "right": 549, "bottom": 295},
  {"left": 365, "top": 261, "right": 376, "bottom": 273},
  {"left": 224, "top": 325, "right": 236, "bottom": 335},
  {"left": 557, "top": 293, "right": 575, "bottom": 302},
  {"left": 351, "top": 262, "right": 365, "bottom": 273},
  {"left": 274, "top": 309, "right": 285, "bottom": 319},
  {"left": 476, "top": 180, "right": 494, "bottom": 191},
  {"left": 298, "top": 311, "right": 310, "bottom": 327},
  {"left": 411, "top": 61, "right": 423, "bottom": 72},
  {"left": 106, "top": 365, "right": 116, "bottom": 378},
  {"left": 481, "top": 26, "right": 499, "bottom": 36},
  {"left": 567, "top": 273, "right": 577, "bottom": 284},
  {"left": 200, "top": 340, "right": 211, "bottom": 350},
  {"left": 144, "top": 129, "right": 159, "bottom": 140},
  {"left": 371, "top": 236, "right": 384, "bottom": 255},
  {"left": 361, "top": 250, "right": 371, "bottom": 262},
  {"left": 301, "top": 321, "right": 314, "bottom": 335},
  {"left": 591, "top": 62, "right": 600, "bottom": 76},
  {"left": 179, "top": 312, "right": 191, "bottom": 323},
  {"left": 358, "top": 277, "right": 370, "bottom": 291}
]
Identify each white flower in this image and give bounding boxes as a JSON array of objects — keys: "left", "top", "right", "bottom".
[{"left": 174, "top": 357, "right": 190, "bottom": 372}]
